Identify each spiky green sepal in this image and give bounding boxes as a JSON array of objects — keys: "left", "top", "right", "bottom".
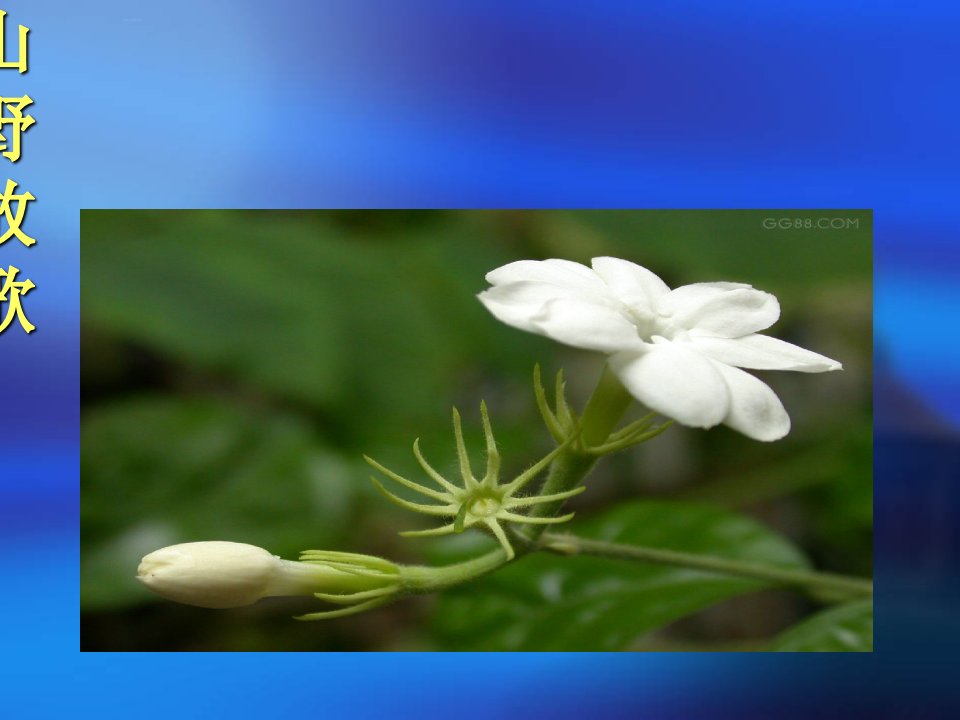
[{"left": 365, "top": 400, "right": 581, "bottom": 560}]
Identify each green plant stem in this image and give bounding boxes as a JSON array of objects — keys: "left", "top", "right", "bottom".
[
  {"left": 523, "top": 365, "right": 633, "bottom": 533},
  {"left": 539, "top": 532, "right": 873, "bottom": 598},
  {"left": 396, "top": 531, "right": 872, "bottom": 601},
  {"left": 522, "top": 451, "right": 598, "bottom": 524},
  {"left": 579, "top": 364, "right": 635, "bottom": 447},
  {"left": 399, "top": 548, "right": 508, "bottom": 593}
]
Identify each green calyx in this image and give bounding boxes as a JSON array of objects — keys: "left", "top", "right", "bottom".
[
  {"left": 294, "top": 550, "right": 402, "bottom": 621},
  {"left": 365, "top": 401, "right": 582, "bottom": 560},
  {"left": 534, "top": 363, "right": 672, "bottom": 455}
]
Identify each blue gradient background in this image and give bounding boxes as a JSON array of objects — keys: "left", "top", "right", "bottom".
[{"left": 5, "top": 0, "right": 958, "bottom": 716}]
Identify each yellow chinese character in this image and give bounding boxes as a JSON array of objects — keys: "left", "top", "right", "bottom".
[
  {"left": 0, "top": 264, "right": 34, "bottom": 333},
  {"left": 0, "top": 95, "right": 35, "bottom": 162},
  {"left": 0, "top": 10, "right": 28, "bottom": 73},
  {"left": 0, "top": 178, "right": 34, "bottom": 246}
]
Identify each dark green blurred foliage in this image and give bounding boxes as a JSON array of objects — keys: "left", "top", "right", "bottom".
[{"left": 81, "top": 210, "right": 872, "bottom": 651}]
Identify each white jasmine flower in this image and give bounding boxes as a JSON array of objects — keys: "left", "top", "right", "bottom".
[
  {"left": 137, "top": 541, "right": 399, "bottom": 611},
  {"left": 478, "top": 257, "right": 841, "bottom": 441}
]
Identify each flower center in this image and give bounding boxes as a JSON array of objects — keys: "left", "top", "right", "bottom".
[
  {"left": 627, "top": 306, "right": 672, "bottom": 342},
  {"left": 468, "top": 493, "right": 502, "bottom": 518}
]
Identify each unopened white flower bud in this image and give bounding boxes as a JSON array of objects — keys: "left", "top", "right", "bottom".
[{"left": 137, "top": 541, "right": 398, "bottom": 609}]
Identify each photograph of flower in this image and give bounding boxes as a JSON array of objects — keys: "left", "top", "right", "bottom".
[{"left": 81, "top": 210, "right": 872, "bottom": 651}]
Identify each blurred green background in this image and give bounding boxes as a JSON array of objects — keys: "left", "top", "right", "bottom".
[{"left": 81, "top": 210, "right": 872, "bottom": 651}]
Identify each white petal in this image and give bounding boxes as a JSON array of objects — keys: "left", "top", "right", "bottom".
[
  {"left": 711, "top": 362, "right": 790, "bottom": 441},
  {"left": 486, "top": 259, "right": 607, "bottom": 295},
  {"left": 655, "top": 283, "right": 744, "bottom": 317},
  {"left": 691, "top": 334, "right": 842, "bottom": 373},
  {"left": 531, "top": 298, "right": 645, "bottom": 353},
  {"left": 478, "top": 281, "right": 601, "bottom": 333},
  {"left": 658, "top": 282, "right": 780, "bottom": 337},
  {"left": 590, "top": 257, "right": 671, "bottom": 315},
  {"left": 609, "top": 343, "right": 730, "bottom": 428}
]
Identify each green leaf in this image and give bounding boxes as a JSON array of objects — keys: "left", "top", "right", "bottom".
[
  {"left": 770, "top": 600, "right": 873, "bottom": 652},
  {"left": 431, "top": 500, "right": 810, "bottom": 650},
  {"left": 81, "top": 396, "right": 363, "bottom": 610}
]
